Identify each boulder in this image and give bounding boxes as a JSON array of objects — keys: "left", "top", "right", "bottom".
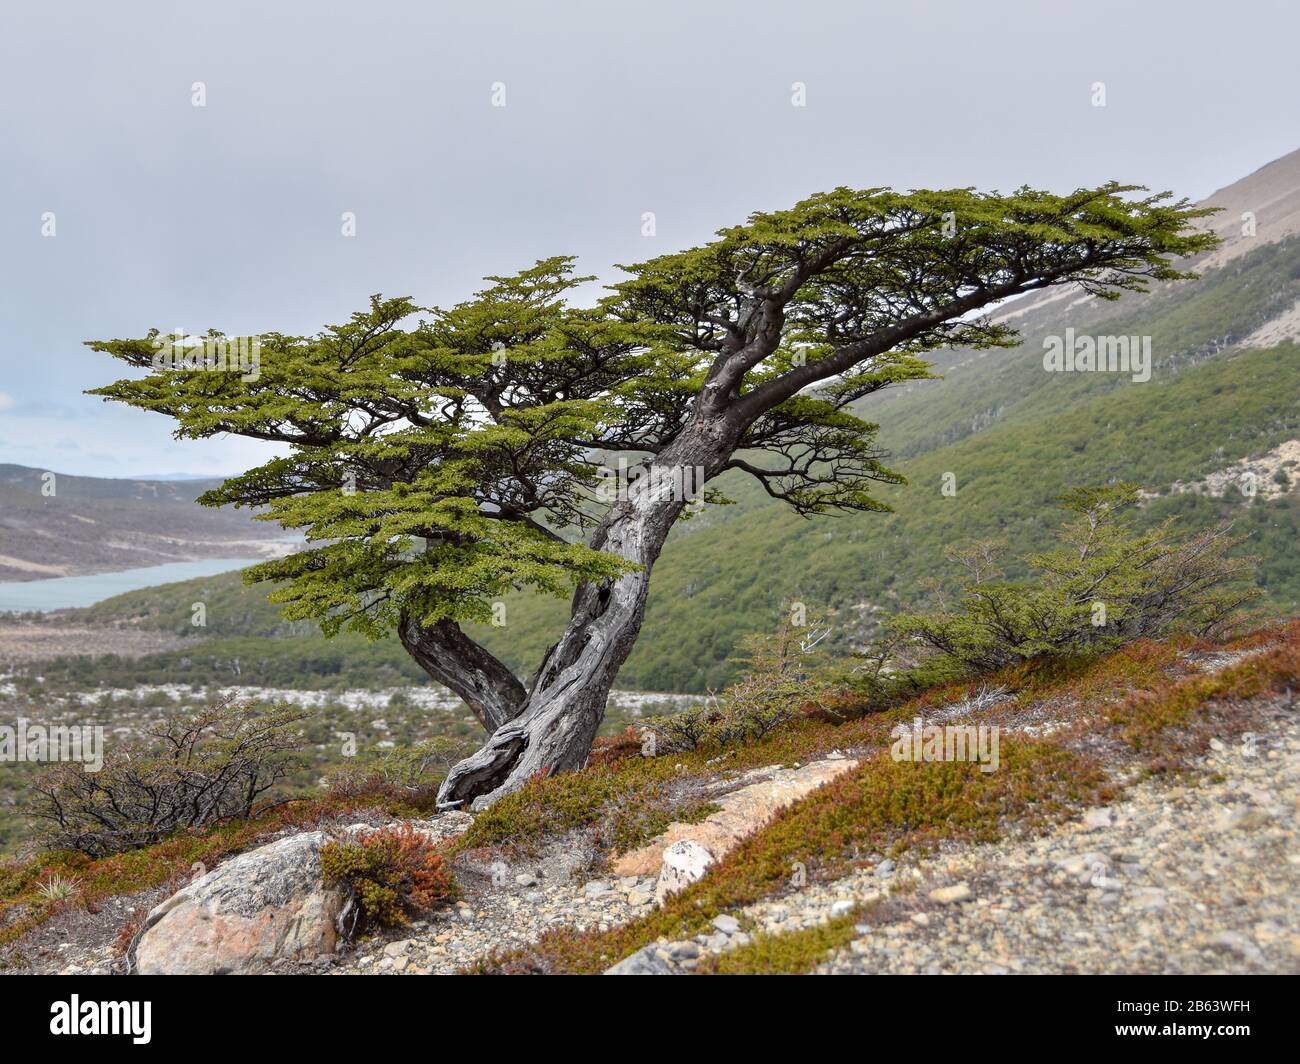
[
  {"left": 136, "top": 831, "right": 343, "bottom": 975},
  {"left": 604, "top": 944, "right": 679, "bottom": 975}
]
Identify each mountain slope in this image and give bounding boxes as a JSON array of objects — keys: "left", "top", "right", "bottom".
[{"left": 0, "top": 465, "right": 293, "bottom": 581}]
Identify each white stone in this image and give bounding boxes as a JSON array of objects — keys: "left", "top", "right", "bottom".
[
  {"left": 928, "top": 882, "right": 973, "bottom": 904},
  {"left": 655, "top": 840, "right": 715, "bottom": 903}
]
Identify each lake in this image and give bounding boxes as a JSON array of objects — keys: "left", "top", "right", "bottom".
[{"left": 0, "top": 559, "right": 255, "bottom": 613}]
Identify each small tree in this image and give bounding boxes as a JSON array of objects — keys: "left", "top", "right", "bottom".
[
  {"left": 892, "top": 485, "right": 1258, "bottom": 671},
  {"left": 89, "top": 184, "right": 1216, "bottom": 807}
]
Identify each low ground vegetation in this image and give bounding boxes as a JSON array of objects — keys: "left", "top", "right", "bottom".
[
  {"left": 322, "top": 824, "right": 459, "bottom": 936},
  {"left": 3, "top": 619, "right": 1294, "bottom": 968},
  {"left": 477, "top": 620, "right": 1298, "bottom": 973}
]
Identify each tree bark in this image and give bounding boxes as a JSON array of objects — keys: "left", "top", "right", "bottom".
[
  {"left": 398, "top": 615, "right": 527, "bottom": 731},
  {"left": 437, "top": 423, "right": 732, "bottom": 809}
]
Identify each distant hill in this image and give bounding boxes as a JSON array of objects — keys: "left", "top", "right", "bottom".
[{"left": 0, "top": 464, "right": 294, "bottom": 582}]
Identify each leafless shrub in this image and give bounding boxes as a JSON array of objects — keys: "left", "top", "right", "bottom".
[{"left": 29, "top": 700, "right": 307, "bottom": 857}]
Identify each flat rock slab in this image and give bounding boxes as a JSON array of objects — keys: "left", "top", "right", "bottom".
[{"left": 611, "top": 757, "right": 859, "bottom": 898}]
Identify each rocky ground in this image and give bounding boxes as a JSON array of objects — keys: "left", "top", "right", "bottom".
[
  {"left": 625, "top": 697, "right": 1298, "bottom": 975},
  {"left": 331, "top": 683, "right": 1300, "bottom": 977},
  {"left": 8, "top": 643, "right": 1297, "bottom": 976},
  {"left": 328, "top": 872, "right": 660, "bottom": 975}
]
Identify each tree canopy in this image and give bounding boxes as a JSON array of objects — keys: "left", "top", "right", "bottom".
[{"left": 89, "top": 182, "right": 1216, "bottom": 658}]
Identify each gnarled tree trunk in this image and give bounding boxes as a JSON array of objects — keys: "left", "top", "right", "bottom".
[
  {"left": 398, "top": 614, "right": 526, "bottom": 731},
  {"left": 436, "top": 424, "right": 732, "bottom": 810}
]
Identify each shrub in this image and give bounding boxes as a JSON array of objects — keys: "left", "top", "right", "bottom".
[
  {"left": 643, "top": 703, "right": 719, "bottom": 753},
  {"left": 325, "top": 736, "right": 475, "bottom": 803},
  {"left": 321, "top": 824, "right": 458, "bottom": 935},
  {"left": 33, "top": 872, "right": 79, "bottom": 904},
  {"left": 649, "top": 615, "right": 836, "bottom": 752},
  {"left": 28, "top": 701, "right": 307, "bottom": 857},
  {"left": 893, "top": 484, "right": 1258, "bottom": 672}
]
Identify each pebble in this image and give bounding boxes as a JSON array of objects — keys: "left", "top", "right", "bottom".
[{"left": 929, "top": 882, "right": 973, "bottom": 904}]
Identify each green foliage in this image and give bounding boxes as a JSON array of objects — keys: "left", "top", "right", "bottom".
[
  {"left": 698, "top": 908, "right": 862, "bottom": 975},
  {"left": 73, "top": 572, "right": 315, "bottom": 639},
  {"left": 87, "top": 183, "right": 1214, "bottom": 661},
  {"left": 892, "top": 485, "right": 1258, "bottom": 670}
]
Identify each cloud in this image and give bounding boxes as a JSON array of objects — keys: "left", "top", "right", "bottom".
[{"left": 0, "top": 392, "right": 16, "bottom": 412}]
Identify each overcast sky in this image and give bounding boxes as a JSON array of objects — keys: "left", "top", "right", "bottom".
[{"left": 1, "top": 0, "right": 1297, "bottom": 477}]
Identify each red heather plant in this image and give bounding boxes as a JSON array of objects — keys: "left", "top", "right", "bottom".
[{"left": 322, "top": 824, "right": 459, "bottom": 936}]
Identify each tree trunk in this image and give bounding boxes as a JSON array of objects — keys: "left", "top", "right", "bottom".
[
  {"left": 437, "top": 426, "right": 730, "bottom": 809},
  {"left": 398, "top": 614, "right": 527, "bottom": 732}
]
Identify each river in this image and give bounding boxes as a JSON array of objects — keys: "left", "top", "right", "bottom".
[{"left": 0, "top": 559, "right": 254, "bottom": 612}]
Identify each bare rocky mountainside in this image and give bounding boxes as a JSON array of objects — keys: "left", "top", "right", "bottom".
[{"left": 0, "top": 465, "right": 291, "bottom": 582}]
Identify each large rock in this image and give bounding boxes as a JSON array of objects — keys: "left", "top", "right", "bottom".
[
  {"left": 611, "top": 757, "right": 859, "bottom": 902},
  {"left": 136, "top": 831, "right": 343, "bottom": 975}
]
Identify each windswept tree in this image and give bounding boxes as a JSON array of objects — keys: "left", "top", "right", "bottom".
[{"left": 89, "top": 183, "right": 1216, "bottom": 808}]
